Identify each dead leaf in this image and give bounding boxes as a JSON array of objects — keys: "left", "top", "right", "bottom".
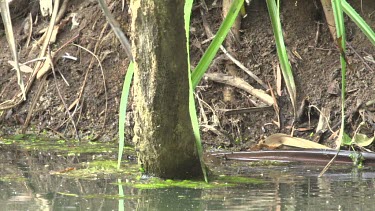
[
  {"left": 292, "top": 48, "right": 303, "bottom": 60},
  {"left": 327, "top": 80, "right": 340, "bottom": 95},
  {"left": 262, "top": 133, "right": 331, "bottom": 149},
  {"left": 8, "top": 61, "right": 33, "bottom": 73},
  {"left": 364, "top": 55, "right": 375, "bottom": 64},
  {"left": 316, "top": 106, "right": 330, "bottom": 133}
]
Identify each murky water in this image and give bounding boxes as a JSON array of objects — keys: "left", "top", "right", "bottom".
[{"left": 1, "top": 142, "right": 375, "bottom": 211}]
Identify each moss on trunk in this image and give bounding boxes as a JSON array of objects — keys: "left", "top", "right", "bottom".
[{"left": 130, "top": 0, "right": 201, "bottom": 179}]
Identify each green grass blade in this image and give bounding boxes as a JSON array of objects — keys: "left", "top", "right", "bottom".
[
  {"left": 98, "top": 0, "right": 135, "bottom": 168},
  {"left": 266, "top": 0, "right": 297, "bottom": 118},
  {"left": 332, "top": 0, "right": 345, "bottom": 41},
  {"left": 184, "top": 0, "right": 208, "bottom": 182},
  {"left": 118, "top": 62, "right": 134, "bottom": 169},
  {"left": 277, "top": 0, "right": 280, "bottom": 16},
  {"left": 331, "top": 0, "right": 346, "bottom": 147},
  {"left": 188, "top": 86, "right": 207, "bottom": 182},
  {"left": 191, "top": 0, "right": 244, "bottom": 88},
  {"left": 341, "top": 0, "right": 375, "bottom": 46}
]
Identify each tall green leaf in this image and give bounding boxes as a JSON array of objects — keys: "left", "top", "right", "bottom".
[
  {"left": 266, "top": 0, "right": 297, "bottom": 118},
  {"left": 191, "top": 0, "right": 244, "bottom": 88},
  {"left": 341, "top": 0, "right": 375, "bottom": 46},
  {"left": 118, "top": 62, "right": 134, "bottom": 169},
  {"left": 331, "top": 0, "right": 346, "bottom": 147},
  {"left": 97, "top": 0, "right": 134, "bottom": 169},
  {"left": 184, "top": 0, "right": 208, "bottom": 182}
]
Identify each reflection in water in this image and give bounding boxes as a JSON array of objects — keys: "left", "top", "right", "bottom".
[{"left": 1, "top": 144, "right": 375, "bottom": 210}]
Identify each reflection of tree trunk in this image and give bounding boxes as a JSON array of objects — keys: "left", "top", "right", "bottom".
[{"left": 130, "top": 0, "right": 201, "bottom": 179}]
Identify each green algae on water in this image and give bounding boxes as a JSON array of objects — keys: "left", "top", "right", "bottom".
[
  {"left": 121, "top": 175, "right": 265, "bottom": 190},
  {"left": 0, "top": 174, "right": 27, "bottom": 182},
  {"left": 129, "top": 178, "right": 230, "bottom": 189},
  {"left": 57, "top": 160, "right": 139, "bottom": 179}
]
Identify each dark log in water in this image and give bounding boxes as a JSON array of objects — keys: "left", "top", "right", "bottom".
[{"left": 210, "top": 149, "right": 375, "bottom": 166}]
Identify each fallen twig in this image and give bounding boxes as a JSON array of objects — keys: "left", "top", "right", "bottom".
[
  {"left": 219, "top": 106, "right": 273, "bottom": 115},
  {"left": 205, "top": 72, "right": 273, "bottom": 106}
]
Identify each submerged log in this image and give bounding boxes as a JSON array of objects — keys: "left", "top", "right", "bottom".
[{"left": 211, "top": 149, "right": 375, "bottom": 166}]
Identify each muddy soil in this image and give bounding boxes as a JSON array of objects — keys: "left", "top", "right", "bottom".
[{"left": 0, "top": 0, "right": 374, "bottom": 150}]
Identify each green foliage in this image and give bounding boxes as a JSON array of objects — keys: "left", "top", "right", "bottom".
[
  {"left": 60, "top": 160, "right": 136, "bottom": 179},
  {"left": 118, "top": 62, "right": 134, "bottom": 169},
  {"left": 96, "top": 0, "right": 135, "bottom": 169},
  {"left": 352, "top": 133, "right": 375, "bottom": 147},
  {"left": 341, "top": 132, "right": 352, "bottom": 145},
  {"left": 340, "top": 122, "right": 374, "bottom": 147},
  {"left": 266, "top": 0, "right": 297, "bottom": 118},
  {"left": 343, "top": 133, "right": 375, "bottom": 147},
  {"left": 88, "top": 160, "right": 118, "bottom": 170},
  {"left": 117, "top": 0, "right": 245, "bottom": 181},
  {"left": 191, "top": 0, "right": 245, "bottom": 88},
  {"left": 332, "top": 0, "right": 348, "bottom": 146},
  {"left": 116, "top": 0, "right": 375, "bottom": 179},
  {"left": 184, "top": 0, "right": 208, "bottom": 182},
  {"left": 130, "top": 178, "right": 226, "bottom": 189},
  {"left": 349, "top": 152, "right": 365, "bottom": 168},
  {"left": 331, "top": 0, "right": 374, "bottom": 147},
  {"left": 0, "top": 174, "right": 27, "bottom": 183},
  {"left": 341, "top": 1, "right": 375, "bottom": 45},
  {"left": 124, "top": 176, "right": 264, "bottom": 190}
]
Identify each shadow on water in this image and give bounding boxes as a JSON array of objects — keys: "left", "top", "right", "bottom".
[{"left": 1, "top": 137, "right": 375, "bottom": 210}]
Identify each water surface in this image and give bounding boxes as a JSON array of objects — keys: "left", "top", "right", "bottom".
[{"left": 1, "top": 142, "right": 375, "bottom": 210}]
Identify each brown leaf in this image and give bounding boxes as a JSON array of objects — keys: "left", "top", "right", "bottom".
[
  {"left": 8, "top": 61, "right": 33, "bottom": 73},
  {"left": 261, "top": 133, "right": 331, "bottom": 149}
]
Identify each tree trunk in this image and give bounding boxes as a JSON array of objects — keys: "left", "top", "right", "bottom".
[{"left": 130, "top": 0, "right": 201, "bottom": 179}]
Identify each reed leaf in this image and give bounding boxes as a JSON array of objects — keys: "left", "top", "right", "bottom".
[
  {"left": 185, "top": 0, "right": 208, "bottom": 182},
  {"left": 118, "top": 62, "right": 134, "bottom": 169},
  {"left": 331, "top": 0, "right": 346, "bottom": 147},
  {"left": 341, "top": 0, "right": 375, "bottom": 46},
  {"left": 191, "top": 0, "right": 244, "bottom": 88},
  {"left": 97, "top": 0, "right": 134, "bottom": 169},
  {"left": 266, "top": 0, "right": 297, "bottom": 118}
]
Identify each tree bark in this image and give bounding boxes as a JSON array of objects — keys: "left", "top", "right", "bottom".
[{"left": 130, "top": 0, "right": 201, "bottom": 179}]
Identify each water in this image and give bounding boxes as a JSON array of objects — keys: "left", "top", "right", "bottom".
[{"left": 1, "top": 143, "right": 375, "bottom": 210}]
